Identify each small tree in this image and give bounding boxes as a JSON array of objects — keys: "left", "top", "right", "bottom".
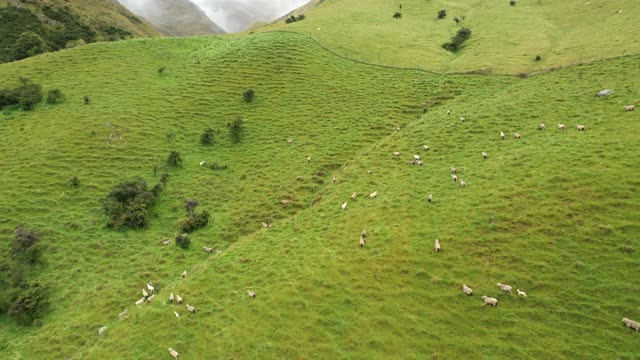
[
  {"left": 442, "top": 27, "right": 472, "bottom": 53},
  {"left": 185, "top": 199, "right": 200, "bottom": 217},
  {"left": 160, "top": 173, "right": 169, "bottom": 186},
  {"left": 201, "top": 128, "right": 214, "bottom": 145},
  {"left": 12, "top": 32, "right": 47, "bottom": 61},
  {"left": 46, "top": 89, "right": 64, "bottom": 104},
  {"left": 393, "top": 12, "right": 402, "bottom": 19},
  {"left": 535, "top": 55, "right": 542, "bottom": 61},
  {"left": 69, "top": 176, "right": 80, "bottom": 187},
  {"left": 438, "top": 10, "right": 447, "bottom": 19},
  {"left": 83, "top": 96, "right": 90, "bottom": 105},
  {"left": 510, "top": 0, "right": 516, "bottom": 6},
  {"left": 180, "top": 210, "right": 210, "bottom": 233},
  {"left": 167, "top": 151, "right": 182, "bottom": 166},
  {"left": 13, "top": 78, "right": 42, "bottom": 111},
  {"left": 243, "top": 89, "right": 255, "bottom": 102},
  {"left": 175, "top": 233, "right": 191, "bottom": 249},
  {"left": 158, "top": 66, "right": 166, "bottom": 75},
  {"left": 8, "top": 282, "right": 49, "bottom": 326},
  {"left": 228, "top": 118, "right": 245, "bottom": 144}
]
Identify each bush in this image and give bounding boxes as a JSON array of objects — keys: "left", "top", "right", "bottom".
[
  {"left": 438, "top": 10, "right": 447, "bottom": 19},
  {"left": 83, "top": 95, "right": 90, "bottom": 105},
  {"left": 228, "top": 118, "right": 245, "bottom": 144},
  {"left": 393, "top": 12, "right": 402, "bottom": 19},
  {"left": 185, "top": 199, "right": 200, "bottom": 217},
  {"left": 510, "top": 0, "right": 516, "bottom": 6},
  {"left": 160, "top": 173, "right": 169, "bottom": 186},
  {"left": 13, "top": 31, "right": 47, "bottom": 60},
  {"left": 285, "top": 14, "right": 305, "bottom": 24},
  {"left": 201, "top": 128, "right": 214, "bottom": 145},
  {"left": 46, "top": 89, "right": 64, "bottom": 104},
  {"left": 70, "top": 176, "right": 80, "bottom": 187},
  {"left": 158, "top": 66, "right": 165, "bottom": 75},
  {"left": 535, "top": 55, "right": 542, "bottom": 61},
  {"left": 8, "top": 281, "right": 49, "bottom": 326},
  {"left": 207, "top": 163, "right": 228, "bottom": 170},
  {"left": 175, "top": 233, "right": 191, "bottom": 249},
  {"left": 243, "top": 89, "right": 255, "bottom": 102},
  {"left": 12, "top": 227, "right": 42, "bottom": 265},
  {"left": 180, "top": 210, "right": 210, "bottom": 233},
  {"left": 167, "top": 151, "right": 182, "bottom": 166},
  {"left": 442, "top": 27, "right": 472, "bottom": 53},
  {"left": 103, "top": 178, "right": 160, "bottom": 228},
  {"left": 0, "top": 78, "right": 44, "bottom": 111}
]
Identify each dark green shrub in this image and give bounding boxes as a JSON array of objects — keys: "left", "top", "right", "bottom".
[
  {"left": 228, "top": 118, "right": 245, "bottom": 144},
  {"left": 510, "top": 0, "right": 516, "bottom": 6},
  {"left": 175, "top": 233, "right": 191, "bottom": 249},
  {"left": 69, "top": 176, "right": 80, "bottom": 187},
  {"left": 158, "top": 66, "right": 165, "bottom": 75},
  {"left": 8, "top": 281, "right": 49, "bottom": 326},
  {"left": 438, "top": 10, "right": 447, "bottom": 19},
  {"left": 207, "top": 163, "right": 228, "bottom": 170},
  {"left": 535, "top": 55, "right": 542, "bottom": 61},
  {"left": 393, "top": 12, "right": 402, "bottom": 19},
  {"left": 46, "top": 89, "right": 64, "bottom": 104},
  {"left": 160, "top": 173, "right": 169, "bottom": 186},
  {"left": 13, "top": 31, "right": 47, "bottom": 60},
  {"left": 185, "top": 199, "right": 200, "bottom": 217},
  {"left": 12, "top": 227, "right": 42, "bottom": 265},
  {"left": 201, "top": 128, "right": 214, "bottom": 145},
  {"left": 180, "top": 210, "right": 210, "bottom": 233},
  {"left": 442, "top": 27, "right": 472, "bottom": 53},
  {"left": 83, "top": 95, "right": 90, "bottom": 105},
  {"left": 243, "top": 89, "right": 255, "bottom": 102},
  {"left": 167, "top": 151, "right": 182, "bottom": 166},
  {"left": 103, "top": 178, "right": 160, "bottom": 228}
]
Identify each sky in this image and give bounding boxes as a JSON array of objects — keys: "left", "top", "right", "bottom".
[{"left": 119, "top": 0, "right": 310, "bottom": 33}]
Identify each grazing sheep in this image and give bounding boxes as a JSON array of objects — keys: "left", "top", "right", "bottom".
[
  {"left": 460, "top": 117, "right": 466, "bottom": 123},
  {"left": 414, "top": 154, "right": 421, "bottom": 160},
  {"left": 407, "top": 160, "right": 415, "bottom": 165},
  {"left": 118, "top": 309, "right": 129, "bottom": 320},
  {"left": 558, "top": 124, "right": 566, "bottom": 130},
  {"left": 460, "top": 180, "right": 466, "bottom": 188},
  {"left": 397, "top": 127, "right": 401, "bottom": 132},
  {"left": 168, "top": 348, "right": 179, "bottom": 359},
  {"left": 423, "top": 145, "right": 430, "bottom": 151},
  {"left": 367, "top": 170, "right": 373, "bottom": 174},
  {"left": 482, "top": 152, "right": 488, "bottom": 159},
  {"left": 199, "top": 161, "right": 205, "bottom": 167},
  {"left": 281, "top": 200, "right": 290, "bottom": 206},
  {"left": 261, "top": 222, "right": 270, "bottom": 228},
  {"left": 147, "top": 294, "right": 155, "bottom": 303},
  {"left": 434, "top": 239, "right": 441, "bottom": 252},
  {"left": 623, "top": 105, "right": 635, "bottom": 111},
  {"left": 203, "top": 246, "right": 213, "bottom": 253},
  {"left": 596, "top": 89, "right": 613, "bottom": 97},
  {"left": 362, "top": 228, "right": 367, "bottom": 238},
  {"left": 500, "top": 131, "right": 505, "bottom": 140},
  {"left": 351, "top": 192, "right": 357, "bottom": 201},
  {"left": 181, "top": 270, "right": 187, "bottom": 278},
  {"left": 447, "top": 110, "right": 451, "bottom": 116},
  {"left": 162, "top": 240, "right": 171, "bottom": 246},
  {"left": 287, "top": 138, "right": 294, "bottom": 144},
  {"left": 577, "top": 124, "right": 586, "bottom": 131},
  {"left": 333, "top": 175, "right": 336, "bottom": 183},
  {"left": 539, "top": 123, "right": 546, "bottom": 130},
  {"left": 393, "top": 151, "right": 401, "bottom": 156},
  {"left": 307, "top": 156, "right": 311, "bottom": 162},
  {"left": 482, "top": 296, "right": 498, "bottom": 307},
  {"left": 450, "top": 167, "right": 457, "bottom": 174},
  {"left": 186, "top": 304, "right": 196, "bottom": 314},
  {"left": 517, "top": 289, "right": 527, "bottom": 298},
  {"left": 247, "top": 290, "right": 257, "bottom": 298},
  {"left": 97, "top": 326, "right": 108, "bottom": 336},
  {"left": 147, "top": 283, "right": 155, "bottom": 293},
  {"left": 176, "top": 295, "right": 183, "bottom": 304},
  {"left": 360, "top": 237, "right": 366, "bottom": 248},
  {"left": 463, "top": 284, "right": 473, "bottom": 296},
  {"left": 415, "top": 160, "right": 424, "bottom": 166},
  {"left": 622, "top": 318, "right": 640, "bottom": 331},
  {"left": 370, "top": 191, "right": 378, "bottom": 199},
  {"left": 170, "top": 293, "right": 175, "bottom": 304},
  {"left": 174, "top": 311, "right": 180, "bottom": 318},
  {"left": 342, "top": 202, "right": 347, "bottom": 210},
  {"left": 497, "top": 283, "right": 513, "bottom": 293},
  {"left": 452, "top": 174, "right": 458, "bottom": 182},
  {"left": 142, "top": 289, "right": 149, "bottom": 298},
  {"left": 428, "top": 194, "right": 433, "bottom": 203},
  {"left": 514, "top": 132, "right": 521, "bottom": 139},
  {"left": 296, "top": 176, "right": 303, "bottom": 181},
  {"left": 135, "top": 297, "right": 145, "bottom": 306}
]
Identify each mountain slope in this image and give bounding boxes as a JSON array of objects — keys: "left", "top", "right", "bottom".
[{"left": 119, "top": 0, "right": 225, "bottom": 36}]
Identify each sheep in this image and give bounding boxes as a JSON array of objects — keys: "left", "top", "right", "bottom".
[
  {"left": 596, "top": 89, "right": 613, "bottom": 97},
  {"left": 307, "top": 156, "right": 311, "bottom": 162},
  {"left": 452, "top": 174, "right": 458, "bottom": 182},
  {"left": 462, "top": 284, "right": 473, "bottom": 296},
  {"left": 407, "top": 160, "right": 415, "bottom": 165},
  {"left": 482, "top": 151, "right": 488, "bottom": 159},
  {"left": 370, "top": 191, "right": 378, "bottom": 199},
  {"left": 460, "top": 180, "right": 466, "bottom": 188},
  {"left": 393, "top": 151, "right": 401, "bottom": 156},
  {"left": 247, "top": 290, "right": 257, "bottom": 298},
  {"left": 287, "top": 138, "right": 294, "bottom": 144},
  {"left": 168, "top": 348, "right": 179, "bottom": 359},
  {"left": 199, "top": 161, "right": 205, "bottom": 167},
  {"left": 497, "top": 283, "right": 513, "bottom": 293},
  {"left": 147, "top": 294, "right": 155, "bottom": 303},
  {"left": 281, "top": 200, "right": 290, "bottom": 206},
  {"left": 118, "top": 309, "right": 129, "bottom": 320},
  {"left": 514, "top": 132, "right": 521, "bottom": 139},
  {"left": 460, "top": 117, "right": 466, "bottom": 123},
  {"left": 447, "top": 110, "right": 451, "bottom": 116},
  {"left": 367, "top": 170, "right": 373, "bottom": 174},
  {"left": 481, "top": 296, "right": 498, "bottom": 307},
  {"left": 181, "top": 270, "right": 187, "bottom": 278},
  {"left": 186, "top": 304, "right": 196, "bottom": 314},
  {"left": 97, "top": 326, "right": 108, "bottom": 336},
  {"left": 162, "top": 240, "right": 171, "bottom": 246},
  {"left": 428, "top": 194, "right": 433, "bottom": 203},
  {"left": 450, "top": 167, "right": 457, "bottom": 174},
  {"left": 341, "top": 202, "right": 347, "bottom": 210},
  {"left": 174, "top": 311, "right": 180, "bottom": 319},
  {"left": 500, "top": 131, "right": 505, "bottom": 140},
  {"left": 142, "top": 289, "right": 149, "bottom": 298},
  {"left": 539, "top": 123, "right": 546, "bottom": 130},
  {"left": 415, "top": 160, "right": 424, "bottom": 166},
  {"left": 176, "top": 295, "right": 183, "bottom": 304},
  {"left": 351, "top": 192, "right": 357, "bottom": 201},
  {"left": 203, "top": 246, "right": 213, "bottom": 253},
  {"left": 517, "top": 289, "right": 527, "bottom": 298},
  {"left": 434, "top": 239, "right": 441, "bottom": 252},
  {"left": 414, "top": 154, "right": 421, "bottom": 160},
  {"left": 623, "top": 105, "right": 635, "bottom": 111},
  {"left": 360, "top": 237, "right": 366, "bottom": 248},
  {"left": 558, "top": 124, "right": 565, "bottom": 130},
  {"left": 622, "top": 318, "right": 640, "bottom": 331},
  {"left": 296, "top": 176, "right": 303, "bottom": 181},
  {"left": 147, "top": 283, "right": 155, "bottom": 293},
  {"left": 362, "top": 228, "right": 367, "bottom": 238},
  {"left": 397, "top": 127, "right": 401, "bottom": 132},
  {"left": 423, "top": 145, "right": 430, "bottom": 151},
  {"left": 170, "top": 293, "right": 175, "bottom": 304},
  {"left": 135, "top": 297, "right": 145, "bottom": 306},
  {"left": 577, "top": 124, "right": 586, "bottom": 131},
  {"left": 332, "top": 175, "right": 336, "bottom": 183},
  {"left": 261, "top": 222, "right": 269, "bottom": 228}
]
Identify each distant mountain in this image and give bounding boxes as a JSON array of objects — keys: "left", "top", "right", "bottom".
[
  {"left": 0, "top": 0, "right": 161, "bottom": 63},
  {"left": 118, "top": 0, "right": 225, "bottom": 36}
]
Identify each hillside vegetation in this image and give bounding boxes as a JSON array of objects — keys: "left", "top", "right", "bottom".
[
  {"left": 262, "top": 0, "right": 640, "bottom": 74},
  {"left": 0, "top": 1, "right": 639, "bottom": 359}
]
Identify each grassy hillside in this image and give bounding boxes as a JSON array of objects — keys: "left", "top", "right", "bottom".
[
  {"left": 262, "top": 0, "right": 640, "bottom": 74},
  {"left": 0, "top": 5, "right": 638, "bottom": 360}
]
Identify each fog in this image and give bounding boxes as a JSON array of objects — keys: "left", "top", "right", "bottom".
[{"left": 119, "top": 0, "right": 310, "bottom": 33}]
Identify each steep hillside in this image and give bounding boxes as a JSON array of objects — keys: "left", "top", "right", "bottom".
[
  {"left": 260, "top": 0, "right": 640, "bottom": 74},
  {"left": 118, "top": 0, "right": 225, "bottom": 36},
  {"left": 0, "top": 30, "right": 638, "bottom": 358},
  {"left": 0, "top": 0, "right": 161, "bottom": 63}
]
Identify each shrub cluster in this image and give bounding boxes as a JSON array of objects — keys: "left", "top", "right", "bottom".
[
  {"left": 438, "top": 10, "right": 447, "bottom": 19},
  {"left": 0, "top": 78, "right": 44, "bottom": 111},
  {"left": 393, "top": 12, "right": 402, "bottom": 19},
  {"left": 228, "top": 118, "right": 245, "bottom": 144},
  {"left": 243, "top": 89, "right": 255, "bottom": 102},
  {"left": 175, "top": 233, "right": 191, "bottom": 249},
  {"left": 285, "top": 14, "right": 306, "bottom": 24},
  {"left": 179, "top": 199, "right": 210, "bottom": 233},
  {"left": 201, "top": 128, "right": 215, "bottom": 145},
  {"left": 167, "top": 151, "right": 183, "bottom": 167},
  {"left": 442, "top": 27, "right": 472, "bottom": 52},
  {"left": 103, "top": 178, "right": 162, "bottom": 229}
]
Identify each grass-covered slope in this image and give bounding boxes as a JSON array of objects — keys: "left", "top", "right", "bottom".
[
  {"left": 263, "top": 0, "right": 640, "bottom": 74},
  {"left": 0, "top": 25, "right": 638, "bottom": 360}
]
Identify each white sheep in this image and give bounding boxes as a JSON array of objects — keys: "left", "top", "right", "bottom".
[
  {"left": 370, "top": 191, "right": 378, "bottom": 199},
  {"left": 147, "top": 294, "right": 155, "bottom": 303},
  {"left": 414, "top": 154, "right": 421, "bottom": 160},
  {"left": 287, "top": 138, "right": 294, "bottom": 144},
  {"left": 482, "top": 296, "right": 498, "bottom": 307},
  {"left": 596, "top": 89, "right": 613, "bottom": 97},
  {"left": 539, "top": 123, "right": 546, "bottom": 130},
  {"left": 482, "top": 151, "right": 488, "bottom": 159},
  {"left": 97, "top": 326, "right": 108, "bottom": 336},
  {"left": 415, "top": 160, "right": 424, "bottom": 166},
  {"left": 462, "top": 284, "right": 473, "bottom": 296},
  {"left": 362, "top": 228, "right": 367, "bottom": 238},
  {"left": 500, "top": 131, "right": 505, "bottom": 140},
  {"left": 199, "top": 161, "right": 205, "bottom": 167},
  {"left": 247, "top": 290, "right": 257, "bottom": 298},
  {"left": 168, "top": 348, "right": 179, "bottom": 359},
  {"left": 162, "top": 240, "right": 171, "bottom": 246},
  {"left": 147, "top": 283, "right": 155, "bottom": 293},
  {"left": 307, "top": 156, "right": 311, "bottom": 162},
  {"left": 434, "top": 239, "right": 441, "bottom": 252},
  {"left": 514, "top": 132, "right": 521, "bottom": 139},
  {"left": 181, "top": 270, "right": 187, "bottom": 278},
  {"left": 281, "top": 200, "right": 290, "bottom": 206},
  {"left": 517, "top": 289, "right": 527, "bottom": 298},
  {"left": 423, "top": 145, "right": 430, "bottom": 151},
  {"left": 450, "top": 167, "right": 457, "bottom": 174},
  {"left": 622, "top": 318, "right": 640, "bottom": 331},
  {"left": 203, "top": 246, "right": 213, "bottom": 253},
  {"left": 176, "top": 295, "right": 183, "bottom": 304},
  {"left": 623, "top": 105, "right": 635, "bottom": 111},
  {"left": 333, "top": 175, "right": 336, "bottom": 183},
  {"left": 447, "top": 110, "right": 451, "bottom": 116},
  {"left": 576, "top": 124, "right": 586, "bottom": 131},
  {"left": 558, "top": 124, "right": 565, "bottom": 130},
  {"left": 460, "top": 180, "right": 466, "bottom": 188},
  {"left": 170, "top": 293, "right": 175, "bottom": 304},
  {"left": 341, "top": 202, "right": 347, "bottom": 210},
  {"left": 186, "top": 304, "right": 196, "bottom": 314},
  {"left": 261, "top": 222, "right": 270, "bottom": 228},
  {"left": 460, "top": 117, "right": 466, "bottom": 123},
  {"left": 367, "top": 170, "right": 373, "bottom": 174},
  {"left": 135, "top": 297, "right": 145, "bottom": 306},
  {"left": 142, "top": 289, "right": 149, "bottom": 298},
  {"left": 351, "top": 192, "right": 357, "bottom": 201},
  {"left": 428, "top": 194, "right": 433, "bottom": 203},
  {"left": 393, "top": 151, "right": 401, "bottom": 156},
  {"left": 118, "top": 309, "right": 129, "bottom": 320},
  {"left": 452, "top": 174, "right": 458, "bottom": 182},
  {"left": 359, "top": 237, "right": 365, "bottom": 248},
  {"left": 497, "top": 283, "right": 513, "bottom": 293},
  {"left": 174, "top": 311, "right": 180, "bottom": 318}
]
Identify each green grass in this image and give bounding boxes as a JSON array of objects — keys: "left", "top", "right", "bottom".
[
  {"left": 0, "top": 9, "right": 639, "bottom": 360},
  {"left": 261, "top": 0, "right": 640, "bottom": 74}
]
